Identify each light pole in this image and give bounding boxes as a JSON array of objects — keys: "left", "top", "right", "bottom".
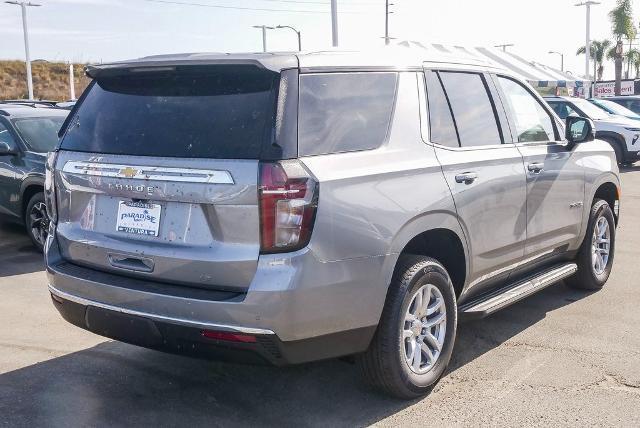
[
  {"left": 5, "top": 1, "right": 41, "bottom": 100},
  {"left": 576, "top": 1, "right": 600, "bottom": 96},
  {"left": 276, "top": 25, "right": 302, "bottom": 51},
  {"left": 384, "top": 0, "right": 394, "bottom": 46},
  {"left": 253, "top": 25, "right": 274, "bottom": 53},
  {"left": 548, "top": 51, "right": 564, "bottom": 72},
  {"left": 331, "top": 0, "right": 338, "bottom": 47},
  {"left": 494, "top": 43, "right": 514, "bottom": 52}
]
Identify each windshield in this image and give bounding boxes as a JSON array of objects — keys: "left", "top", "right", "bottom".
[
  {"left": 592, "top": 99, "right": 640, "bottom": 118},
  {"left": 12, "top": 116, "right": 66, "bottom": 153},
  {"left": 570, "top": 98, "right": 611, "bottom": 120}
]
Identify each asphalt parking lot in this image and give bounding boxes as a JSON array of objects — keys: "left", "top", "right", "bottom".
[{"left": 1, "top": 170, "right": 640, "bottom": 427}]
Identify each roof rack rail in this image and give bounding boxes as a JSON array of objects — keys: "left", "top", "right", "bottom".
[{"left": 1, "top": 100, "right": 57, "bottom": 108}]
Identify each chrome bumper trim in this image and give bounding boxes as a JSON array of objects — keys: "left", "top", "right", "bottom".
[{"left": 48, "top": 284, "right": 275, "bottom": 336}]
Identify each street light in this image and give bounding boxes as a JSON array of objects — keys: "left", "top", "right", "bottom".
[
  {"left": 494, "top": 43, "right": 514, "bottom": 52},
  {"left": 276, "top": 25, "right": 302, "bottom": 51},
  {"left": 576, "top": 1, "right": 600, "bottom": 96},
  {"left": 5, "top": 1, "right": 41, "bottom": 100},
  {"left": 548, "top": 51, "right": 565, "bottom": 72},
  {"left": 331, "top": 0, "right": 338, "bottom": 47},
  {"left": 252, "top": 25, "right": 275, "bottom": 53}
]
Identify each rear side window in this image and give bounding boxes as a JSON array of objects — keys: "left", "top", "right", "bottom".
[
  {"left": 438, "top": 72, "right": 502, "bottom": 147},
  {"left": 60, "top": 66, "right": 278, "bottom": 159},
  {"left": 424, "top": 71, "right": 459, "bottom": 148},
  {"left": 496, "top": 77, "right": 555, "bottom": 142},
  {"left": 298, "top": 72, "right": 398, "bottom": 156}
]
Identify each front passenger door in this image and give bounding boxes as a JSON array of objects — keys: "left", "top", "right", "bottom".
[{"left": 494, "top": 76, "right": 584, "bottom": 258}]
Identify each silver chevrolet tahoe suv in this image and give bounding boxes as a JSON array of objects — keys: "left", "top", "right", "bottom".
[{"left": 45, "top": 50, "right": 620, "bottom": 399}]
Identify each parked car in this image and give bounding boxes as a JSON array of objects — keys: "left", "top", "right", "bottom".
[
  {"left": 0, "top": 104, "right": 68, "bottom": 250},
  {"left": 55, "top": 101, "right": 76, "bottom": 110},
  {"left": 45, "top": 50, "right": 620, "bottom": 399},
  {"left": 589, "top": 97, "right": 640, "bottom": 121},
  {"left": 604, "top": 95, "right": 640, "bottom": 115},
  {"left": 545, "top": 95, "right": 640, "bottom": 164}
]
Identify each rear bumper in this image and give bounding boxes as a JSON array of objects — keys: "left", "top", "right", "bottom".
[
  {"left": 45, "top": 233, "right": 387, "bottom": 364},
  {"left": 50, "top": 289, "right": 374, "bottom": 365}
]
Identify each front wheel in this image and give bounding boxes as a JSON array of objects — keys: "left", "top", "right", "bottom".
[
  {"left": 357, "top": 255, "right": 457, "bottom": 399},
  {"left": 24, "top": 192, "right": 49, "bottom": 252},
  {"left": 566, "top": 199, "right": 616, "bottom": 290},
  {"left": 603, "top": 137, "right": 623, "bottom": 165}
]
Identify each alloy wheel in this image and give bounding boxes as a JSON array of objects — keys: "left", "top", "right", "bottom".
[
  {"left": 29, "top": 201, "right": 49, "bottom": 247},
  {"left": 591, "top": 215, "right": 611, "bottom": 276},
  {"left": 402, "top": 283, "right": 447, "bottom": 375}
]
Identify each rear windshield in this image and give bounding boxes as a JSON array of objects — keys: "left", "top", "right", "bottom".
[{"left": 60, "top": 66, "right": 278, "bottom": 159}]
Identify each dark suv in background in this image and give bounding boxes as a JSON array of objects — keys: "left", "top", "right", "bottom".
[{"left": 0, "top": 104, "right": 68, "bottom": 250}]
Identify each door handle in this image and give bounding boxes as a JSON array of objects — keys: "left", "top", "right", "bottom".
[
  {"left": 527, "top": 163, "right": 544, "bottom": 173},
  {"left": 455, "top": 172, "right": 478, "bottom": 184}
]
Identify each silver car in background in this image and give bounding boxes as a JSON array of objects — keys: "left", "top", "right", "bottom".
[{"left": 45, "top": 49, "right": 620, "bottom": 398}]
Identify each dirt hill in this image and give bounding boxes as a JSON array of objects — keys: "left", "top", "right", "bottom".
[{"left": 0, "top": 60, "right": 91, "bottom": 101}]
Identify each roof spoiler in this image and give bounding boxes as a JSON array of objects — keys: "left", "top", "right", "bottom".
[{"left": 86, "top": 56, "right": 297, "bottom": 79}]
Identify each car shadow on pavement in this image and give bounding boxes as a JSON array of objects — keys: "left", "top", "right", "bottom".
[
  {"left": 0, "top": 282, "right": 592, "bottom": 427},
  {"left": 619, "top": 164, "right": 640, "bottom": 174},
  {"left": 0, "top": 221, "right": 43, "bottom": 278}
]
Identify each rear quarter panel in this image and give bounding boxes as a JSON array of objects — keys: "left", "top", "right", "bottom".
[{"left": 300, "top": 72, "right": 465, "bottom": 322}]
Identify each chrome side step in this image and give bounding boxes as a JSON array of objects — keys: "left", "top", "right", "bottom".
[{"left": 459, "top": 262, "right": 578, "bottom": 320}]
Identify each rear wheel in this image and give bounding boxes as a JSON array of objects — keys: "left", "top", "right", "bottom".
[
  {"left": 24, "top": 192, "right": 48, "bottom": 252},
  {"left": 566, "top": 199, "right": 615, "bottom": 290},
  {"left": 358, "top": 255, "right": 457, "bottom": 399}
]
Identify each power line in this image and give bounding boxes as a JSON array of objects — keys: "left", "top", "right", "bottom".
[
  {"left": 141, "top": 0, "right": 327, "bottom": 13},
  {"left": 140, "top": 0, "right": 376, "bottom": 14},
  {"left": 140, "top": 0, "right": 378, "bottom": 13}
]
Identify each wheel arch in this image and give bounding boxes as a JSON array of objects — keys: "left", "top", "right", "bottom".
[
  {"left": 20, "top": 178, "right": 44, "bottom": 220},
  {"left": 596, "top": 131, "right": 627, "bottom": 159},
  {"left": 384, "top": 212, "right": 469, "bottom": 298}
]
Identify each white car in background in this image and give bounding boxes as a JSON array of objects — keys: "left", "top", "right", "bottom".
[{"left": 545, "top": 95, "right": 640, "bottom": 165}]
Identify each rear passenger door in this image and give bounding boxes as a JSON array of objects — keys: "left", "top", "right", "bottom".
[
  {"left": 493, "top": 76, "right": 584, "bottom": 258},
  {"left": 424, "top": 69, "right": 527, "bottom": 296}
]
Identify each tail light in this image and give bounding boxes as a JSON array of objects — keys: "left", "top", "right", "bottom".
[
  {"left": 44, "top": 151, "right": 58, "bottom": 224},
  {"left": 259, "top": 160, "right": 318, "bottom": 253}
]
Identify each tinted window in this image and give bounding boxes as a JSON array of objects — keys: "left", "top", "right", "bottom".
[
  {"left": 438, "top": 72, "right": 501, "bottom": 147},
  {"left": 425, "top": 71, "right": 459, "bottom": 147},
  {"left": 60, "top": 67, "right": 278, "bottom": 159},
  {"left": 0, "top": 122, "right": 16, "bottom": 148},
  {"left": 12, "top": 116, "right": 66, "bottom": 152},
  {"left": 497, "top": 77, "right": 555, "bottom": 142},
  {"left": 298, "top": 72, "right": 397, "bottom": 156}
]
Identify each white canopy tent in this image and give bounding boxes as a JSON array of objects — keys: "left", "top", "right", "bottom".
[{"left": 398, "top": 41, "right": 589, "bottom": 90}]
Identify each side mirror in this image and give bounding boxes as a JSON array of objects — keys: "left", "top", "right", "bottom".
[
  {"left": 565, "top": 116, "right": 595, "bottom": 146},
  {"left": 0, "top": 141, "right": 17, "bottom": 155}
]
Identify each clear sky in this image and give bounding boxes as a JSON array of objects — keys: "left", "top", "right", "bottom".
[{"left": 0, "top": 0, "right": 638, "bottom": 79}]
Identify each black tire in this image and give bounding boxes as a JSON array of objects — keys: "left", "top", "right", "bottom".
[
  {"left": 603, "top": 137, "right": 624, "bottom": 165},
  {"left": 357, "top": 255, "right": 457, "bottom": 399},
  {"left": 24, "top": 192, "right": 48, "bottom": 252},
  {"left": 566, "top": 199, "right": 616, "bottom": 290}
]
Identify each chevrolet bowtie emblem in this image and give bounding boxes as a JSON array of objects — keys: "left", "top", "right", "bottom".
[{"left": 119, "top": 167, "right": 139, "bottom": 179}]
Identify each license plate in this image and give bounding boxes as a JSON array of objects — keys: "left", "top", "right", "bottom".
[{"left": 116, "top": 201, "right": 162, "bottom": 237}]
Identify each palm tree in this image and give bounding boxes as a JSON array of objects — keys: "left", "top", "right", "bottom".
[
  {"left": 626, "top": 27, "right": 638, "bottom": 78},
  {"left": 609, "top": 0, "right": 635, "bottom": 95},
  {"left": 627, "top": 48, "right": 640, "bottom": 77},
  {"left": 577, "top": 39, "right": 612, "bottom": 81}
]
